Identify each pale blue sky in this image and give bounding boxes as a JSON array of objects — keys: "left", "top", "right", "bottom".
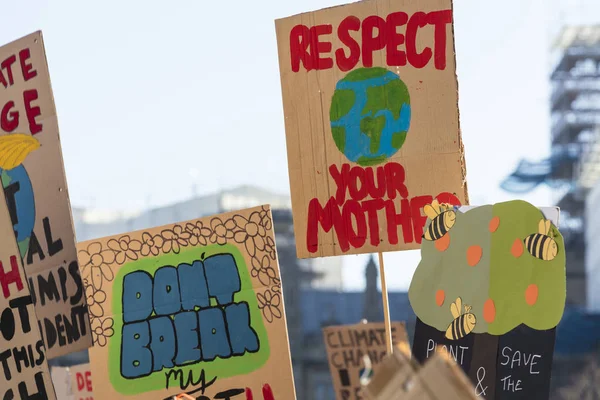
[{"left": 2, "top": 0, "right": 599, "bottom": 290}]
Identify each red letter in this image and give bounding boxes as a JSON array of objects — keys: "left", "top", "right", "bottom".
[
  {"left": 406, "top": 12, "right": 432, "bottom": 69},
  {"left": 1, "top": 101, "right": 19, "bottom": 132},
  {"left": 329, "top": 164, "right": 351, "bottom": 204},
  {"left": 19, "top": 49, "right": 37, "bottom": 81},
  {"left": 343, "top": 200, "right": 367, "bottom": 249},
  {"left": 310, "top": 25, "right": 333, "bottom": 70},
  {"left": 306, "top": 197, "right": 349, "bottom": 253},
  {"left": 263, "top": 384, "right": 275, "bottom": 400},
  {"left": 386, "top": 12, "right": 408, "bottom": 66},
  {"left": 362, "top": 199, "right": 385, "bottom": 246},
  {"left": 23, "top": 89, "right": 42, "bottom": 134},
  {"left": 77, "top": 373, "right": 85, "bottom": 391},
  {"left": 348, "top": 166, "right": 367, "bottom": 201},
  {"left": 427, "top": 10, "right": 452, "bottom": 70},
  {"left": 385, "top": 198, "right": 413, "bottom": 244},
  {"left": 436, "top": 192, "right": 461, "bottom": 206},
  {"left": 0, "top": 255, "right": 23, "bottom": 299},
  {"left": 290, "top": 25, "right": 312, "bottom": 72},
  {"left": 361, "top": 16, "right": 386, "bottom": 67},
  {"left": 246, "top": 388, "right": 254, "bottom": 400},
  {"left": 336, "top": 16, "right": 360, "bottom": 71},
  {"left": 410, "top": 195, "right": 432, "bottom": 244},
  {"left": 1, "top": 55, "right": 17, "bottom": 87},
  {"left": 85, "top": 371, "right": 92, "bottom": 391},
  {"left": 384, "top": 162, "right": 409, "bottom": 199},
  {"left": 365, "top": 166, "right": 386, "bottom": 199}
]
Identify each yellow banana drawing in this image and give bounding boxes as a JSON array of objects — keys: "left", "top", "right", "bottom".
[{"left": 0, "top": 133, "right": 41, "bottom": 170}]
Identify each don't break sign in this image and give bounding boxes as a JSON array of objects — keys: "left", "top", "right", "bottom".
[{"left": 276, "top": 0, "right": 469, "bottom": 258}]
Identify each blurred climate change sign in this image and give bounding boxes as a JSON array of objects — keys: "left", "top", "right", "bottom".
[
  {"left": 77, "top": 206, "right": 295, "bottom": 399},
  {"left": 0, "top": 31, "right": 91, "bottom": 358},
  {"left": 276, "top": 0, "right": 468, "bottom": 259},
  {"left": 323, "top": 321, "right": 409, "bottom": 400}
]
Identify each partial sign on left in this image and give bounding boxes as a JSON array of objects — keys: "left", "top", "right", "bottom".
[
  {"left": 0, "top": 177, "right": 55, "bottom": 398},
  {"left": 0, "top": 31, "right": 92, "bottom": 358}
]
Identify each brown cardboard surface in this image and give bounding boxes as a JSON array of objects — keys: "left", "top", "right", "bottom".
[
  {"left": 323, "top": 321, "right": 408, "bottom": 400},
  {"left": 0, "top": 178, "right": 56, "bottom": 399},
  {"left": 363, "top": 348, "right": 478, "bottom": 400},
  {"left": 276, "top": 0, "right": 468, "bottom": 258},
  {"left": 0, "top": 31, "right": 91, "bottom": 358},
  {"left": 69, "top": 363, "right": 93, "bottom": 400},
  {"left": 77, "top": 205, "right": 296, "bottom": 399}
]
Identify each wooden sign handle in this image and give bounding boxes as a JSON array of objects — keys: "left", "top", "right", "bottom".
[{"left": 378, "top": 252, "right": 393, "bottom": 354}]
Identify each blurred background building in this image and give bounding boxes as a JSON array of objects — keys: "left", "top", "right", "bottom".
[
  {"left": 52, "top": 185, "right": 415, "bottom": 399},
  {"left": 502, "top": 25, "right": 600, "bottom": 399}
]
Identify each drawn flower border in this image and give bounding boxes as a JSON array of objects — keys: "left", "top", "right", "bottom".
[{"left": 78, "top": 205, "right": 283, "bottom": 347}]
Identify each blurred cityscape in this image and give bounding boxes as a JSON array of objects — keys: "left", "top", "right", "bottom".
[
  {"left": 501, "top": 25, "right": 600, "bottom": 399},
  {"left": 53, "top": 185, "right": 416, "bottom": 399},
  {"left": 46, "top": 23, "right": 600, "bottom": 400}
]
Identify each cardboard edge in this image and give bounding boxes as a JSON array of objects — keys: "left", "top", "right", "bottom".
[
  {"left": 447, "top": 0, "right": 469, "bottom": 206},
  {"left": 274, "top": 0, "right": 367, "bottom": 23}
]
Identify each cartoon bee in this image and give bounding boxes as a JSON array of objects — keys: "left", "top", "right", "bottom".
[
  {"left": 524, "top": 218, "right": 559, "bottom": 261},
  {"left": 445, "top": 297, "right": 477, "bottom": 341},
  {"left": 422, "top": 200, "right": 457, "bottom": 241}
]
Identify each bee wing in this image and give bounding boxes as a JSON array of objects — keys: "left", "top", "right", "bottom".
[
  {"left": 450, "top": 297, "right": 462, "bottom": 318},
  {"left": 424, "top": 204, "right": 438, "bottom": 220},
  {"left": 431, "top": 199, "right": 441, "bottom": 213},
  {"left": 538, "top": 219, "right": 547, "bottom": 235},
  {"left": 545, "top": 219, "right": 552, "bottom": 235}
]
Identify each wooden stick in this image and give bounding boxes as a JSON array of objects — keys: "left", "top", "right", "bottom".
[{"left": 378, "top": 252, "right": 393, "bottom": 355}]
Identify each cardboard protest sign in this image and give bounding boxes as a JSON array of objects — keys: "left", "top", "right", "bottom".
[
  {"left": 409, "top": 201, "right": 565, "bottom": 399},
  {"left": 275, "top": 0, "right": 468, "bottom": 258},
  {"left": 363, "top": 343, "right": 478, "bottom": 400},
  {"left": 70, "top": 363, "right": 93, "bottom": 400},
  {"left": 323, "top": 321, "right": 408, "bottom": 400},
  {"left": 0, "top": 182, "right": 56, "bottom": 399},
  {"left": 77, "top": 205, "right": 295, "bottom": 399},
  {"left": 0, "top": 31, "right": 91, "bottom": 358}
]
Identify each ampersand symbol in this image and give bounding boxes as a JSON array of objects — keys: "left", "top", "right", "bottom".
[{"left": 475, "top": 367, "right": 488, "bottom": 396}]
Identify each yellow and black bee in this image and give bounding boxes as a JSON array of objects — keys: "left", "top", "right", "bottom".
[
  {"left": 445, "top": 297, "right": 476, "bottom": 341},
  {"left": 524, "top": 218, "right": 559, "bottom": 261},
  {"left": 422, "top": 200, "right": 456, "bottom": 241}
]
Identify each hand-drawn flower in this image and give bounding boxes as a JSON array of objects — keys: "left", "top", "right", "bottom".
[
  {"left": 185, "top": 221, "right": 211, "bottom": 246},
  {"left": 259, "top": 208, "right": 272, "bottom": 231},
  {"left": 272, "top": 277, "right": 281, "bottom": 294},
  {"left": 251, "top": 255, "right": 277, "bottom": 286},
  {"left": 210, "top": 217, "right": 235, "bottom": 245},
  {"left": 161, "top": 225, "right": 190, "bottom": 254},
  {"left": 140, "top": 232, "right": 164, "bottom": 257},
  {"left": 78, "top": 242, "right": 116, "bottom": 289},
  {"left": 233, "top": 212, "right": 266, "bottom": 256},
  {"left": 107, "top": 235, "right": 142, "bottom": 264},
  {"left": 265, "top": 236, "right": 276, "bottom": 260},
  {"left": 85, "top": 285, "right": 106, "bottom": 319},
  {"left": 92, "top": 318, "right": 114, "bottom": 347},
  {"left": 257, "top": 289, "right": 282, "bottom": 323}
]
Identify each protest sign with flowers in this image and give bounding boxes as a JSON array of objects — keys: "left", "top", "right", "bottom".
[{"left": 77, "top": 205, "right": 295, "bottom": 400}]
